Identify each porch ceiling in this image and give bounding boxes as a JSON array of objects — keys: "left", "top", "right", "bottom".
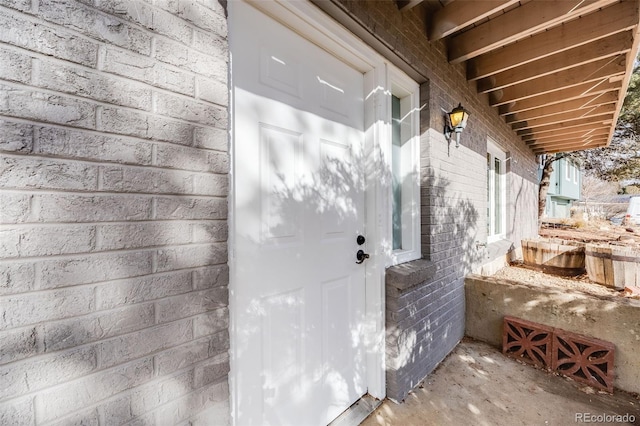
[{"left": 401, "top": 0, "right": 640, "bottom": 154}]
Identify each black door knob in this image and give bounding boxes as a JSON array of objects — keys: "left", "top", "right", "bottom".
[
  {"left": 356, "top": 249, "right": 370, "bottom": 264},
  {"left": 357, "top": 235, "right": 365, "bottom": 245}
]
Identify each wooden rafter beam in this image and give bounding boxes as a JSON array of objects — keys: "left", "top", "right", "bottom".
[
  {"left": 467, "top": 0, "right": 639, "bottom": 80},
  {"left": 533, "top": 138, "right": 609, "bottom": 153},
  {"left": 426, "top": 0, "right": 640, "bottom": 154},
  {"left": 522, "top": 123, "right": 612, "bottom": 142},
  {"left": 512, "top": 105, "right": 617, "bottom": 131},
  {"left": 533, "top": 142, "right": 608, "bottom": 154},
  {"left": 529, "top": 126, "right": 611, "bottom": 142},
  {"left": 528, "top": 133, "right": 610, "bottom": 148},
  {"left": 530, "top": 139, "right": 609, "bottom": 152},
  {"left": 498, "top": 79, "right": 622, "bottom": 115},
  {"left": 523, "top": 127, "right": 611, "bottom": 145},
  {"left": 397, "top": 0, "right": 423, "bottom": 12},
  {"left": 505, "top": 92, "right": 620, "bottom": 124},
  {"left": 516, "top": 112, "right": 614, "bottom": 136},
  {"left": 537, "top": 142, "right": 609, "bottom": 154},
  {"left": 516, "top": 112, "right": 613, "bottom": 138},
  {"left": 489, "top": 56, "right": 626, "bottom": 107},
  {"left": 429, "top": 0, "right": 520, "bottom": 40},
  {"left": 530, "top": 135, "right": 609, "bottom": 150},
  {"left": 449, "top": 0, "right": 618, "bottom": 63},
  {"left": 477, "top": 31, "right": 633, "bottom": 94}
]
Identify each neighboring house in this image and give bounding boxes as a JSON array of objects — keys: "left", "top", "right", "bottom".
[
  {"left": 0, "top": 1, "right": 637, "bottom": 425},
  {"left": 545, "top": 158, "right": 582, "bottom": 218}
]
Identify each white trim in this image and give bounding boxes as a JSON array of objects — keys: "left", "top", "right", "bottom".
[
  {"left": 227, "top": 2, "right": 238, "bottom": 423},
  {"left": 363, "top": 64, "right": 388, "bottom": 401},
  {"left": 246, "top": 0, "right": 381, "bottom": 72},
  {"left": 388, "top": 67, "right": 421, "bottom": 266},
  {"left": 228, "top": 2, "right": 390, "bottom": 423}
]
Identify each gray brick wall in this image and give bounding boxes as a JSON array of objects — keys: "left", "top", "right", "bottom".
[
  {"left": 328, "top": 0, "right": 539, "bottom": 402},
  {"left": 0, "top": 0, "right": 230, "bottom": 424}
]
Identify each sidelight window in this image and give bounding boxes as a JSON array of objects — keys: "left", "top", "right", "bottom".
[
  {"left": 389, "top": 71, "right": 420, "bottom": 265},
  {"left": 487, "top": 139, "right": 506, "bottom": 242}
]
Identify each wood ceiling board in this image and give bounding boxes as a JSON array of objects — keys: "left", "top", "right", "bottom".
[
  {"left": 533, "top": 140, "right": 608, "bottom": 154},
  {"left": 505, "top": 92, "right": 620, "bottom": 124},
  {"left": 528, "top": 134, "right": 609, "bottom": 148},
  {"left": 466, "top": 0, "right": 638, "bottom": 80},
  {"left": 476, "top": 31, "right": 633, "bottom": 93},
  {"left": 398, "top": 0, "right": 424, "bottom": 11},
  {"left": 522, "top": 123, "right": 612, "bottom": 142},
  {"left": 429, "top": 0, "right": 521, "bottom": 40},
  {"left": 530, "top": 140, "right": 608, "bottom": 153},
  {"left": 512, "top": 105, "right": 617, "bottom": 131},
  {"left": 530, "top": 137, "right": 608, "bottom": 151},
  {"left": 517, "top": 115, "right": 614, "bottom": 137},
  {"left": 449, "top": 0, "right": 617, "bottom": 63},
  {"left": 498, "top": 79, "right": 622, "bottom": 115},
  {"left": 526, "top": 131, "right": 610, "bottom": 146},
  {"left": 489, "top": 56, "right": 626, "bottom": 107},
  {"left": 522, "top": 124, "right": 611, "bottom": 141}
]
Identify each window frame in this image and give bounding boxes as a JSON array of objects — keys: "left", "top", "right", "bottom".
[
  {"left": 487, "top": 139, "right": 506, "bottom": 243},
  {"left": 387, "top": 67, "right": 421, "bottom": 266}
]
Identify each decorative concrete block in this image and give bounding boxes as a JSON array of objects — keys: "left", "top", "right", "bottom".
[{"left": 503, "top": 316, "right": 553, "bottom": 369}]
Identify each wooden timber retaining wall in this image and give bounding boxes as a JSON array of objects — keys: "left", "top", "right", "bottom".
[
  {"left": 522, "top": 239, "right": 585, "bottom": 276},
  {"left": 585, "top": 245, "right": 640, "bottom": 289}
]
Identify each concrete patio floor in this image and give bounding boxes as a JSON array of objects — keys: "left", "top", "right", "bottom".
[{"left": 362, "top": 339, "right": 640, "bottom": 426}]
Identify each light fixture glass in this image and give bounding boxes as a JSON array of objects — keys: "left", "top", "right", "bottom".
[
  {"left": 445, "top": 103, "right": 470, "bottom": 147},
  {"left": 449, "top": 103, "right": 469, "bottom": 129}
]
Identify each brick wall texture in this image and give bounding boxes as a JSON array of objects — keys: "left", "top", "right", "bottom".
[
  {"left": 0, "top": 0, "right": 230, "bottom": 424},
  {"left": 327, "top": 0, "right": 539, "bottom": 402}
]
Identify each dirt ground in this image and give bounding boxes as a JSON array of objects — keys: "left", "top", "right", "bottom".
[
  {"left": 361, "top": 223, "right": 640, "bottom": 426},
  {"left": 362, "top": 339, "right": 640, "bottom": 426},
  {"left": 539, "top": 219, "right": 640, "bottom": 247},
  {"left": 493, "top": 263, "right": 622, "bottom": 298},
  {"left": 506, "top": 220, "right": 640, "bottom": 299}
]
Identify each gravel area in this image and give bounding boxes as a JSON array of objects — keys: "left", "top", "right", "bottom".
[
  {"left": 498, "top": 221, "right": 640, "bottom": 300},
  {"left": 540, "top": 221, "right": 640, "bottom": 247},
  {"left": 493, "top": 263, "right": 622, "bottom": 299}
]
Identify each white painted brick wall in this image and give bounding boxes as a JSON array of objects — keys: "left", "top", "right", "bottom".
[{"left": 0, "top": 0, "right": 230, "bottom": 424}]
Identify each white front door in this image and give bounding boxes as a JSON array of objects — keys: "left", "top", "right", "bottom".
[{"left": 232, "top": 2, "right": 368, "bottom": 425}]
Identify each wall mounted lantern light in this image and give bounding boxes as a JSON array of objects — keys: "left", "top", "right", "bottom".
[{"left": 444, "top": 103, "right": 470, "bottom": 148}]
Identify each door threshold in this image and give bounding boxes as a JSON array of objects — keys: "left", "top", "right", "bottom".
[{"left": 328, "top": 394, "right": 382, "bottom": 426}]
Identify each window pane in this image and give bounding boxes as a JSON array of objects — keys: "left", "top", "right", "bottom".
[
  {"left": 494, "top": 158, "right": 502, "bottom": 235},
  {"left": 392, "top": 95, "right": 402, "bottom": 250},
  {"left": 487, "top": 153, "right": 491, "bottom": 235}
]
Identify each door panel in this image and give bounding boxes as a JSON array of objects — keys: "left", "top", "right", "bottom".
[
  {"left": 259, "top": 124, "right": 304, "bottom": 244},
  {"left": 233, "top": 2, "right": 367, "bottom": 425}
]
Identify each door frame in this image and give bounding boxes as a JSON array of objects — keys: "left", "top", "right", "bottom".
[{"left": 228, "top": 0, "right": 389, "bottom": 422}]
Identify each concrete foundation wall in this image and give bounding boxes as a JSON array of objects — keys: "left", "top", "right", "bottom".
[
  {"left": 0, "top": 1, "right": 230, "bottom": 424},
  {"left": 325, "top": 0, "right": 540, "bottom": 402},
  {"left": 466, "top": 274, "right": 640, "bottom": 395}
]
